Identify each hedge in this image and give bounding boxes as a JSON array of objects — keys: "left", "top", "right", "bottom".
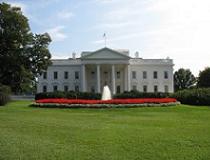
[
  {"left": 171, "top": 88, "right": 210, "bottom": 105},
  {"left": 35, "top": 91, "right": 101, "bottom": 100},
  {"left": 114, "top": 90, "right": 170, "bottom": 99}
]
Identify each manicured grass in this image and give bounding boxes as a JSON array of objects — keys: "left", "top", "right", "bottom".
[{"left": 0, "top": 101, "right": 210, "bottom": 160}]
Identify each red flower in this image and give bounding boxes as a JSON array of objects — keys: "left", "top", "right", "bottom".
[{"left": 36, "top": 98, "right": 177, "bottom": 104}]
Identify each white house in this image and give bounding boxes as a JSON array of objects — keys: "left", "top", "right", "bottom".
[{"left": 37, "top": 47, "right": 174, "bottom": 94}]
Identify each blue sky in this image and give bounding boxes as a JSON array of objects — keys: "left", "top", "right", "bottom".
[{"left": 2, "top": 0, "right": 210, "bottom": 76}]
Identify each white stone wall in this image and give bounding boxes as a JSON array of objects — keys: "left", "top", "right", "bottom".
[
  {"left": 130, "top": 65, "right": 174, "bottom": 93},
  {"left": 37, "top": 65, "right": 81, "bottom": 93},
  {"left": 37, "top": 56, "right": 174, "bottom": 93}
]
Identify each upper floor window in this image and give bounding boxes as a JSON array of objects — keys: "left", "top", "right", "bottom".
[
  {"left": 64, "top": 71, "right": 68, "bottom": 79},
  {"left": 143, "top": 71, "right": 147, "bottom": 79},
  {"left": 153, "top": 71, "right": 158, "bottom": 79},
  {"left": 75, "top": 71, "right": 79, "bottom": 80},
  {"left": 43, "top": 72, "right": 47, "bottom": 79},
  {"left": 54, "top": 71, "right": 58, "bottom": 79},
  {"left": 164, "top": 71, "right": 168, "bottom": 79},
  {"left": 132, "top": 71, "right": 136, "bottom": 79},
  {"left": 154, "top": 85, "right": 158, "bottom": 92},
  {"left": 117, "top": 71, "right": 121, "bottom": 79}
]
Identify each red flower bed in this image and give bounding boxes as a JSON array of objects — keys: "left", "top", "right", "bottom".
[{"left": 36, "top": 98, "right": 177, "bottom": 104}]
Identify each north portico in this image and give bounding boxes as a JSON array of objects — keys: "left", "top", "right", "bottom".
[
  {"left": 37, "top": 47, "right": 174, "bottom": 94},
  {"left": 80, "top": 47, "right": 131, "bottom": 94}
]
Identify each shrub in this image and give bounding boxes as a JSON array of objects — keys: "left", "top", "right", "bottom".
[
  {"left": 0, "top": 84, "right": 10, "bottom": 106},
  {"left": 171, "top": 88, "right": 210, "bottom": 105},
  {"left": 114, "top": 90, "right": 170, "bottom": 99},
  {"left": 35, "top": 91, "right": 101, "bottom": 100}
]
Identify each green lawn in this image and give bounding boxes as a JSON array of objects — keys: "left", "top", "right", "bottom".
[{"left": 0, "top": 101, "right": 210, "bottom": 160}]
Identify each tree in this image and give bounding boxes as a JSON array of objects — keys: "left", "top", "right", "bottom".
[
  {"left": 174, "top": 68, "right": 196, "bottom": 91},
  {"left": 197, "top": 67, "right": 210, "bottom": 88},
  {"left": 0, "top": 3, "right": 51, "bottom": 93}
]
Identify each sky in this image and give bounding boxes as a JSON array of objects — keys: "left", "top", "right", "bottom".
[{"left": 2, "top": 0, "right": 210, "bottom": 76}]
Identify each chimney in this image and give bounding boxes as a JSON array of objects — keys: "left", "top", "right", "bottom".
[
  {"left": 72, "top": 52, "right": 76, "bottom": 59},
  {"left": 135, "top": 51, "right": 139, "bottom": 58}
]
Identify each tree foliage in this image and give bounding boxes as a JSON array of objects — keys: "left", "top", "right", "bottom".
[
  {"left": 174, "top": 68, "right": 196, "bottom": 91},
  {"left": 0, "top": 3, "right": 51, "bottom": 93},
  {"left": 197, "top": 67, "right": 210, "bottom": 88}
]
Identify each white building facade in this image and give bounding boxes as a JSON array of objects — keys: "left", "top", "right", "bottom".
[{"left": 37, "top": 47, "right": 174, "bottom": 94}]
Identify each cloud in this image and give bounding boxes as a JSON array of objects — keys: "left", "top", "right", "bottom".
[
  {"left": 57, "top": 11, "right": 74, "bottom": 20},
  {"left": 47, "top": 26, "right": 67, "bottom": 42}
]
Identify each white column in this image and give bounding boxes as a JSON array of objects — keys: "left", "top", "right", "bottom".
[
  {"left": 124, "top": 65, "right": 128, "bottom": 91},
  {"left": 112, "top": 64, "right": 116, "bottom": 94},
  {"left": 82, "top": 64, "right": 86, "bottom": 92},
  {"left": 127, "top": 65, "right": 131, "bottom": 91},
  {"left": 97, "top": 64, "right": 101, "bottom": 93}
]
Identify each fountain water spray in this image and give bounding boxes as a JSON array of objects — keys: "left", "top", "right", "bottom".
[{"left": 101, "top": 85, "right": 112, "bottom": 100}]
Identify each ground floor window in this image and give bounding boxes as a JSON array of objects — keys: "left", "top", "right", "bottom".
[
  {"left": 75, "top": 85, "right": 79, "bottom": 92},
  {"left": 53, "top": 85, "right": 58, "bottom": 92},
  {"left": 64, "top": 85, "right": 68, "bottom": 92},
  {"left": 132, "top": 85, "right": 137, "bottom": 91},
  {"left": 91, "top": 86, "right": 95, "bottom": 93},
  {"left": 154, "top": 85, "right": 158, "bottom": 92},
  {"left": 116, "top": 85, "right": 121, "bottom": 93},
  {"left": 143, "top": 85, "right": 147, "bottom": 93},
  {"left": 164, "top": 85, "right": 169, "bottom": 93},
  {"left": 42, "top": 85, "right": 47, "bottom": 92}
]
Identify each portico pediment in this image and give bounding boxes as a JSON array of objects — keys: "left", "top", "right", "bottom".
[{"left": 81, "top": 47, "right": 130, "bottom": 60}]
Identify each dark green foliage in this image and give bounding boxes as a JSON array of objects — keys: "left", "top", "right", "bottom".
[
  {"left": 35, "top": 91, "right": 101, "bottom": 100},
  {"left": 114, "top": 90, "right": 170, "bottom": 99},
  {"left": 174, "top": 68, "right": 196, "bottom": 91},
  {"left": 0, "top": 84, "right": 10, "bottom": 106},
  {"left": 0, "top": 92, "right": 10, "bottom": 106},
  {"left": 197, "top": 67, "right": 210, "bottom": 88},
  {"left": 0, "top": 3, "right": 51, "bottom": 93},
  {"left": 171, "top": 88, "right": 210, "bottom": 105}
]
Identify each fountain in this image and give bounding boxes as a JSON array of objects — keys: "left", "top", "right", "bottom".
[{"left": 101, "top": 85, "right": 112, "bottom": 100}]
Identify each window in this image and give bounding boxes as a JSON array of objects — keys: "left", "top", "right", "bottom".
[
  {"left": 164, "top": 85, "right": 169, "bottom": 93},
  {"left": 117, "top": 71, "right": 120, "bottom": 79},
  {"left": 54, "top": 71, "right": 58, "bottom": 79},
  {"left": 64, "top": 71, "right": 68, "bottom": 79},
  {"left": 143, "top": 71, "right": 147, "bottom": 79},
  {"left": 132, "top": 71, "right": 136, "bottom": 79},
  {"left": 75, "top": 85, "right": 79, "bottom": 92},
  {"left": 104, "top": 71, "right": 108, "bottom": 78},
  {"left": 42, "top": 85, "right": 47, "bottom": 92},
  {"left": 153, "top": 71, "right": 158, "bottom": 79},
  {"left": 143, "top": 85, "right": 147, "bottom": 93},
  {"left": 64, "top": 85, "right": 68, "bottom": 92},
  {"left": 91, "top": 86, "right": 95, "bottom": 93},
  {"left": 75, "top": 71, "right": 79, "bottom": 79},
  {"left": 43, "top": 72, "right": 47, "bottom": 79},
  {"left": 164, "top": 71, "right": 168, "bottom": 79},
  {"left": 132, "top": 85, "right": 137, "bottom": 91},
  {"left": 53, "top": 85, "right": 58, "bottom": 92},
  {"left": 116, "top": 85, "right": 121, "bottom": 93},
  {"left": 154, "top": 85, "right": 158, "bottom": 92},
  {"left": 91, "top": 71, "right": 95, "bottom": 79}
]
